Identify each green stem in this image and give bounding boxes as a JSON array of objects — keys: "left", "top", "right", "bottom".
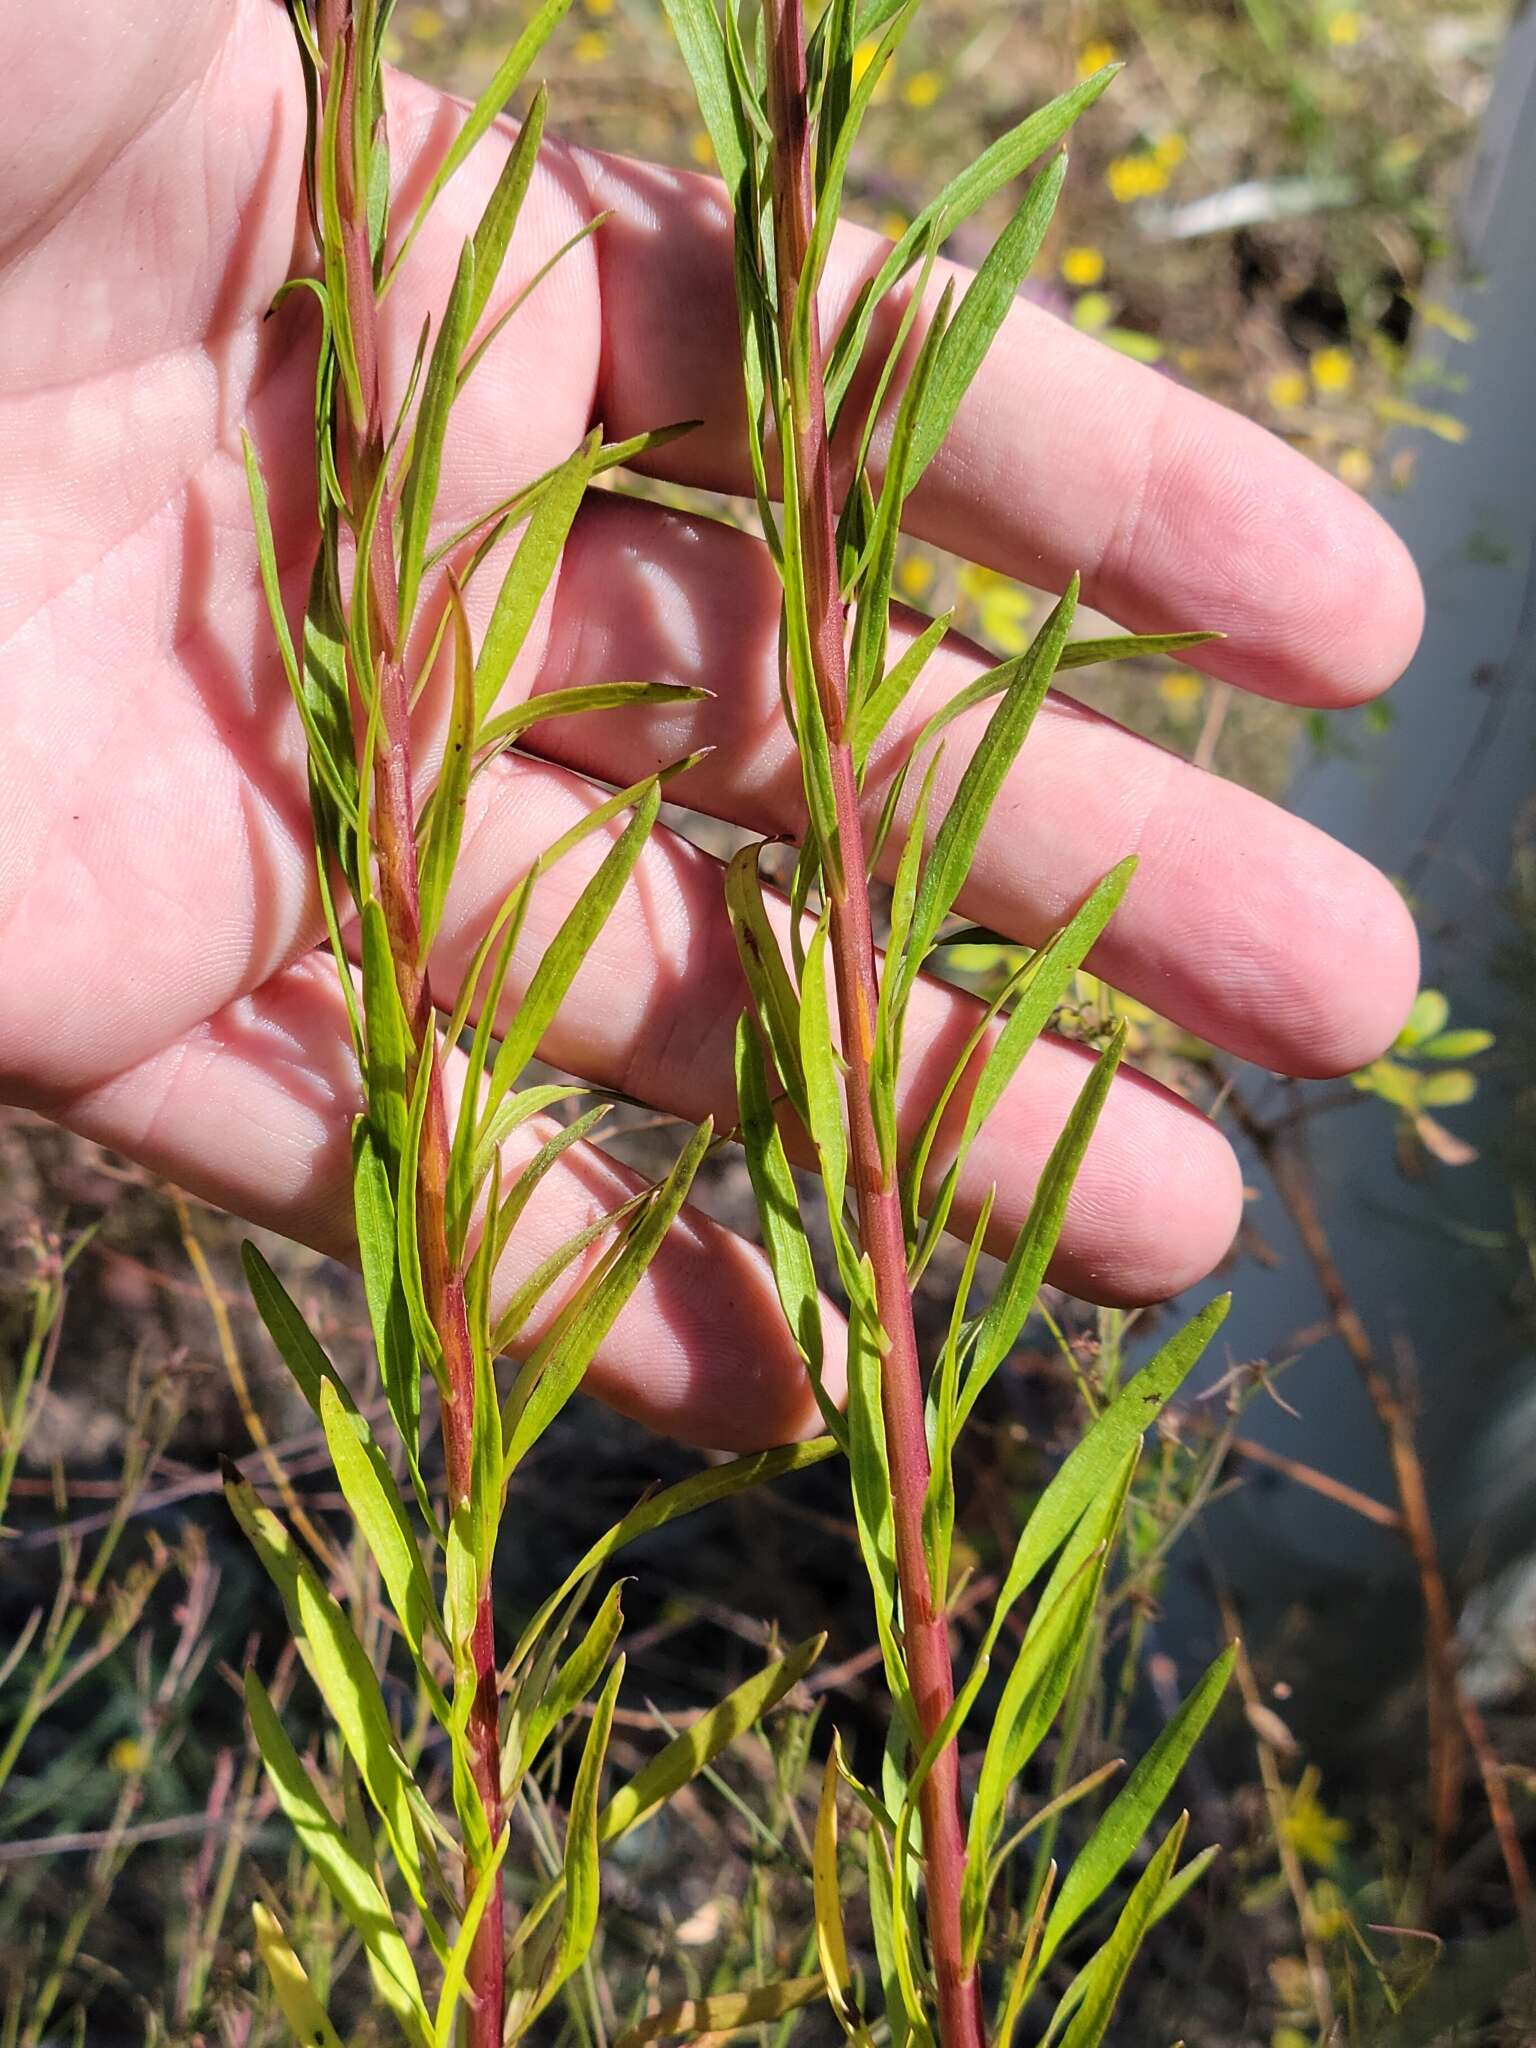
[{"left": 763, "top": 9, "right": 981, "bottom": 2042}]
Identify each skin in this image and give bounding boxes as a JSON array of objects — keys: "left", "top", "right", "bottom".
[{"left": 0, "top": 1, "right": 1424, "bottom": 1451}]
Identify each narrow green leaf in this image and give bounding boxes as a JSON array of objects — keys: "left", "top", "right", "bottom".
[
  {"left": 468, "top": 83, "right": 546, "bottom": 334},
  {"left": 245, "top": 1673, "right": 433, "bottom": 2042},
  {"left": 474, "top": 430, "right": 599, "bottom": 720},
  {"left": 318, "top": 1380, "right": 441, "bottom": 1662},
  {"left": 1056, "top": 629, "right": 1220, "bottom": 673},
  {"left": 799, "top": 920, "right": 848, "bottom": 1222},
  {"left": 352, "top": 1119, "right": 422, "bottom": 1467},
  {"left": 826, "top": 67, "right": 1121, "bottom": 418},
  {"left": 483, "top": 778, "right": 659, "bottom": 1123},
  {"left": 432, "top": 1827, "right": 512, "bottom": 2048},
  {"left": 894, "top": 579, "right": 1078, "bottom": 1017},
  {"left": 416, "top": 570, "right": 476, "bottom": 955},
  {"left": 813, "top": 1734, "right": 856, "bottom": 2028},
  {"left": 241, "top": 1241, "right": 346, "bottom": 1420},
  {"left": 489, "top": 1190, "right": 646, "bottom": 1354},
  {"left": 1036, "top": 1646, "right": 1234, "bottom": 1974},
  {"left": 599, "top": 1634, "right": 823, "bottom": 1842},
  {"left": 501, "top": 1119, "right": 712, "bottom": 1475},
  {"left": 476, "top": 680, "right": 706, "bottom": 768},
  {"left": 385, "top": 0, "right": 576, "bottom": 293},
  {"left": 224, "top": 1473, "right": 441, "bottom": 1928},
  {"left": 660, "top": 0, "right": 749, "bottom": 196},
  {"left": 852, "top": 610, "right": 954, "bottom": 778},
  {"left": 519, "top": 1582, "right": 624, "bottom": 1778},
  {"left": 907, "top": 155, "right": 1066, "bottom": 484},
  {"left": 975, "top": 1294, "right": 1231, "bottom": 1665},
  {"left": 733, "top": 1014, "right": 837, "bottom": 1431},
  {"left": 725, "top": 843, "right": 808, "bottom": 1122},
  {"left": 1054, "top": 1813, "right": 1189, "bottom": 2048},
  {"left": 397, "top": 238, "right": 476, "bottom": 636},
  {"left": 547, "top": 1656, "right": 622, "bottom": 2003},
  {"left": 360, "top": 899, "right": 410, "bottom": 1165}
]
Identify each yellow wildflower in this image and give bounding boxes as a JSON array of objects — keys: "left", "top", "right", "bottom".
[
  {"left": 1327, "top": 9, "right": 1363, "bottom": 46},
  {"left": 879, "top": 211, "right": 911, "bottom": 244},
  {"left": 1153, "top": 131, "right": 1187, "bottom": 170},
  {"left": 1338, "top": 446, "right": 1374, "bottom": 488},
  {"left": 1281, "top": 1766, "right": 1349, "bottom": 1870},
  {"left": 573, "top": 28, "right": 607, "bottom": 61},
  {"left": 688, "top": 129, "right": 714, "bottom": 167},
  {"left": 902, "top": 69, "right": 942, "bottom": 109},
  {"left": 896, "top": 552, "right": 936, "bottom": 599},
  {"left": 1077, "top": 38, "right": 1118, "bottom": 78},
  {"left": 959, "top": 565, "right": 1034, "bottom": 654},
  {"left": 1158, "top": 669, "right": 1204, "bottom": 715},
  {"left": 1106, "top": 154, "right": 1168, "bottom": 203},
  {"left": 1265, "top": 369, "right": 1309, "bottom": 411},
  {"left": 405, "top": 6, "right": 441, "bottom": 38},
  {"left": 852, "top": 38, "right": 894, "bottom": 101},
  {"left": 109, "top": 1736, "right": 148, "bottom": 1773},
  {"left": 1310, "top": 345, "right": 1355, "bottom": 395},
  {"left": 1060, "top": 244, "right": 1106, "bottom": 288}
]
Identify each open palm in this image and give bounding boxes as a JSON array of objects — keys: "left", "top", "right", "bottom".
[{"left": 0, "top": 0, "right": 1423, "bottom": 1448}]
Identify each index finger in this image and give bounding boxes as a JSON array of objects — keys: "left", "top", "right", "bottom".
[{"left": 574, "top": 144, "right": 1423, "bottom": 707}]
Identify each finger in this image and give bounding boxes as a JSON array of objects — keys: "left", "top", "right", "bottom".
[
  {"left": 54, "top": 950, "right": 838, "bottom": 1452},
  {"left": 406, "top": 751, "right": 1243, "bottom": 1306},
  {"left": 569, "top": 144, "right": 1422, "bottom": 707},
  {"left": 531, "top": 492, "right": 1418, "bottom": 1078}
]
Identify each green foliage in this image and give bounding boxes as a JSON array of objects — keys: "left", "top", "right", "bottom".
[{"left": 230, "top": 3, "right": 1234, "bottom": 2043}]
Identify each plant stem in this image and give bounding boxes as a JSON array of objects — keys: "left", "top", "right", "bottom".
[
  {"left": 321, "top": 10, "right": 505, "bottom": 2039},
  {"left": 763, "top": 9, "right": 981, "bottom": 2041}
]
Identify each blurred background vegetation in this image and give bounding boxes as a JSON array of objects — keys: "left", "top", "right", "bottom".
[{"left": 3, "top": 1, "right": 1529, "bottom": 2043}]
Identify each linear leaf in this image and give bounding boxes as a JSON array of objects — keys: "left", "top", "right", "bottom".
[
  {"left": 960, "top": 1025, "right": 1125, "bottom": 1418},
  {"left": 474, "top": 430, "right": 599, "bottom": 720},
  {"left": 352, "top": 1118, "right": 421, "bottom": 1465},
  {"left": 1056, "top": 629, "right": 1220, "bottom": 673},
  {"left": 725, "top": 844, "right": 808, "bottom": 1122},
  {"left": 825, "top": 67, "right": 1121, "bottom": 419},
  {"left": 852, "top": 609, "right": 954, "bottom": 778},
  {"left": 241, "top": 1241, "right": 347, "bottom": 1420},
  {"left": 599, "top": 1634, "right": 823, "bottom": 1842},
  {"left": 397, "top": 238, "right": 476, "bottom": 636},
  {"left": 476, "top": 680, "right": 706, "bottom": 767},
  {"left": 975, "top": 1294, "right": 1231, "bottom": 1666},
  {"left": 547, "top": 1655, "right": 622, "bottom": 2003},
  {"left": 907, "top": 154, "right": 1066, "bottom": 485},
  {"left": 1037, "top": 1646, "right": 1234, "bottom": 1974},
  {"left": 318, "top": 1380, "right": 441, "bottom": 1662},
  {"left": 519, "top": 1582, "right": 624, "bottom": 1778},
  {"left": 1055, "top": 1814, "right": 1189, "bottom": 2048},
  {"left": 245, "top": 1673, "right": 433, "bottom": 2042},
  {"left": 468, "top": 83, "right": 546, "bottom": 334},
  {"left": 385, "top": 0, "right": 576, "bottom": 293},
  {"left": 501, "top": 1119, "right": 712, "bottom": 1475},
  {"left": 800, "top": 920, "right": 848, "bottom": 1223},
  {"left": 616, "top": 1978, "right": 826, "bottom": 2048},
  {"left": 416, "top": 570, "right": 476, "bottom": 955},
  {"left": 814, "top": 1734, "right": 857, "bottom": 2029},
  {"left": 432, "top": 1827, "right": 512, "bottom": 2048},
  {"left": 251, "top": 1900, "right": 346, "bottom": 2048},
  {"left": 660, "top": 0, "right": 749, "bottom": 196},
  {"left": 894, "top": 579, "right": 1078, "bottom": 1017},
  {"left": 225, "top": 1473, "right": 440, "bottom": 1928}
]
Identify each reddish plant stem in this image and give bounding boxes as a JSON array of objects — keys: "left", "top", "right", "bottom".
[
  {"left": 763, "top": 9, "right": 982, "bottom": 2042},
  {"left": 322, "top": 13, "right": 505, "bottom": 2039}
]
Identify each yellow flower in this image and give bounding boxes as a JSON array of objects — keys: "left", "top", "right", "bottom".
[
  {"left": 1281, "top": 1766, "right": 1349, "bottom": 1870},
  {"left": 109, "top": 1736, "right": 148, "bottom": 1773},
  {"left": 852, "top": 38, "right": 894, "bottom": 101},
  {"left": 1310, "top": 345, "right": 1355, "bottom": 395},
  {"left": 405, "top": 6, "right": 442, "bottom": 38},
  {"left": 960, "top": 565, "right": 1034, "bottom": 653},
  {"left": 1265, "top": 369, "right": 1309, "bottom": 411},
  {"left": 1158, "top": 669, "right": 1204, "bottom": 715},
  {"left": 902, "top": 69, "right": 942, "bottom": 109},
  {"left": 1153, "top": 131, "right": 1187, "bottom": 170},
  {"left": 688, "top": 129, "right": 715, "bottom": 167},
  {"left": 879, "top": 211, "right": 911, "bottom": 244},
  {"left": 1338, "top": 446, "right": 1374, "bottom": 488},
  {"left": 584, "top": 0, "right": 615, "bottom": 13},
  {"left": 573, "top": 28, "right": 607, "bottom": 61},
  {"left": 1071, "top": 290, "right": 1113, "bottom": 333},
  {"left": 1327, "top": 9, "right": 1363, "bottom": 46},
  {"left": 896, "top": 552, "right": 936, "bottom": 599},
  {"left": 1060, "top": 244, "right": 1106, "bottom": 288},
  {"left": 1106, "top": 154, "right": 1168, "bottom": 203},
  {"left": 1077, "top": 38, "right": 1118, "bottom": 78}
]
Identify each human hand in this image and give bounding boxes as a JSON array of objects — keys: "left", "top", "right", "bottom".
[{"left": 0, "top": 1, "right": 1421, "bottom": 1448}]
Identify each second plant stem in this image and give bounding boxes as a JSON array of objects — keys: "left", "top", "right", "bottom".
[{"left": 764, "top": 7, "right": 982, "bottom": 2042}]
